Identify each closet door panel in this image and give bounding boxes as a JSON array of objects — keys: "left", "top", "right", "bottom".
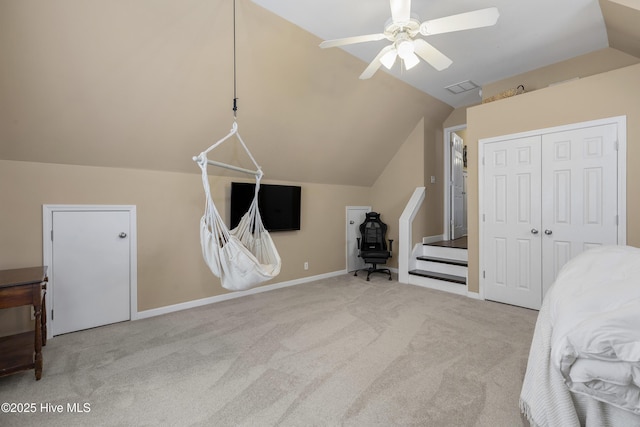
[
  {"left": 541, "top": 124, "right": 619, "bottom": 295},
  {"left": 481, "top": 119, "right": 623, "bottom": 310},
  {"left": 483, "top": 136, "right": 542, "bottom": 310}
]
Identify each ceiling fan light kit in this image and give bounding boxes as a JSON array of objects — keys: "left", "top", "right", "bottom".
[
  {"left": 402, "top": 52, "right": 420, "bottom": 70},
  {"left": 380, "top": 49, "right": 397, "bottom": 69},
  {"left": 396, "top": 36, "right": 414, "bottom": 59},
  {"left": 319, "top": 0, "right": 500, "bottom": 80}
]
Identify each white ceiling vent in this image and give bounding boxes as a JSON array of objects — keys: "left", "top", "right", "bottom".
[{"left": 445, "top": 80, "right": 479, "bottom": 94}]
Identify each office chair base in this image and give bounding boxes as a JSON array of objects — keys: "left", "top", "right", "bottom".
[{"left": 354, "top": 264, "right": 392, "bottom": 281}]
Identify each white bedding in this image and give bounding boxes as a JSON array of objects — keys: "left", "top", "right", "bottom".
[
  {"left": 549, "top": 245, "right": 640, "bottom": 415},
  {"left": 520, "top": 245, "right": 640, "bottom": 426}
]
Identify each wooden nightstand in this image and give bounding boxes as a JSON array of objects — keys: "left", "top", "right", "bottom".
[{"left": 0, "top": 267, "right": 48, "bottom": 380}]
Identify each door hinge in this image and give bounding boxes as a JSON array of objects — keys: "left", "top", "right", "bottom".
[
  {"left": 482, "top": 214, "right": 486, "bottom": 222},
  {"left": 483, "top": 270, "right": 486, "bottom": 279},
  {"left": 51, "top": 309, "right": 54, "bottom": 321},
  {"left": 615, "top": 140, "right": 619, "bottom": 151},
  {"left": 50, "top": 230, "right": 53, "bottom": 241},
  {"left": 616, "top": 215, "right": 619, "bottom": 226},
  {"left": 482, "top": 157, "right": 485, "bottom": 166}
]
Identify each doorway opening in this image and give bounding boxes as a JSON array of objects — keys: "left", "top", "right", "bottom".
[
  {"left": 346, "top": 206, "right": 371, "bottom": 272},
  {"left": 444, "top": 124, "right": 468, "bottom": 241}
]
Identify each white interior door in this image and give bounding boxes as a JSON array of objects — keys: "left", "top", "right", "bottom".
[
  {"left": 52, "top": 210, "right": 131, "bottom": 335},
  {"left": 540, "top": 123, "right": 619, "bottom": 294},
  {"left": 451, "top": 132, "right": 465, "bottom": 239},
  {"left": 462, "top": 171, "right": 468, "bottom": 236},
  {"left": 481, "top": 120, "right": 622, "bottom": 310},
  {"left": 346, "top": 207, "right": 371, "bottom": 272},
  {"left": 483, "top": 136, "right": 543, "bottom": 310}
]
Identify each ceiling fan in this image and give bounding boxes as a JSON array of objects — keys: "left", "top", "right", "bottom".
[{"left": 319, "top": 0, "right": 499, "bottom": 79}]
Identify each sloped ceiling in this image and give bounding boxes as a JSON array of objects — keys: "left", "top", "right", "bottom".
[
  {"left": 2, "top": 1, "right": 637, "bottom": 187},
  {"left": 252, "top": 0, "right": 611, "bottom": 108},
  {"left": 600, "top": 0, "right": 640, "bottom": 58},
  {"left": 0, "top": 0, "right": 452, "bottom": 187}
]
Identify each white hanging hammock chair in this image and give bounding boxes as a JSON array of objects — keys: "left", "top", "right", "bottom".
[{"left": 194, "top": 121, "right": 281, "bottom": 291}]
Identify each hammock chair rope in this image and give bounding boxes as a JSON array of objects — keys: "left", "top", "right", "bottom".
[{"left": 192, "top": 0, "right": 281, "bottom": 291}]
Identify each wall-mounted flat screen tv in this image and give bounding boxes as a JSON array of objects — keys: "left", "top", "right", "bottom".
[{"left": 230, "top": 182, "right": 301, "bottom": 232}]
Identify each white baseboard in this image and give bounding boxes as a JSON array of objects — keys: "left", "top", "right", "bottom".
[
  {"left": 466, "top": 291, "right": 483, "bottom": 300},
  {"left": 135, "top": 270, "right": 346, "bottom": 320},
  {"left": 422, "top": 234, "right": 446, "bottom": 244},
  {"left": 406, "top": 275, "right": 468, "bottom": 296}
]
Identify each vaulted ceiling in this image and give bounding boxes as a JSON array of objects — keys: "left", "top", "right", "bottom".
[
  {"left": 0, "top": 0, "right": 638, "bottom": 187},
  {"left": 252, "top": 0, "right": 640, "bottom": 108},
  {"left": 0, "top": 0, "right": 452, "bottom": 186}
]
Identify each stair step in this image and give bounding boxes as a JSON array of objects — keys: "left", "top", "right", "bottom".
[
  {"left": 408, "top": 269, "right": 466, "bottom": 285},
  {"left": 420, "top": 245, "right": 468, "bottom": 261},
  {"left": 416, "top": 256, "right": 467, "bottom": 267}
]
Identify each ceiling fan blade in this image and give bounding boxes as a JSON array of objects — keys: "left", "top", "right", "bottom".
[
  {"left": 390, "top": 0, "right": 412, "bottom": 24},
  {"left": 419, "top": 7, "right": 499, "bottom": 36},
  {"left": 320, "top": 33, "right": 386, "bottom": 49},
  {"left": 359, "top": 45, "right": 395, "bottom": 79},
  {"left": 413, "top": 39, "right": 452, "bottom": 71}
]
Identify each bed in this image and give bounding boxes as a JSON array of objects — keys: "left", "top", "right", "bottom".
[{"left": 520, "top": 245, "right": 640, "bottom": 427}]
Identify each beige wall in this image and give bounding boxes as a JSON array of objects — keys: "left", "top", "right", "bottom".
[
  {"left": 481, "top": 48, "right": 639, "bottom": 101},
  {"left": 370, "top": 119, "right": 426, "bottom": 267},
  {"left": 600, "top": 0, "right": 640, "bottom": 59},
  {"left": 466, "top": 63, "right": 640, "bottom": 293},
  {"left": 0, "top": 160, "right": 370, "bottom": 335},
  {"left": 0, "top": 0, "right": 451, "bottom": 187},
  {"left": 424, "top": 121, "right": 445, "bottom": 238},
  {"left": 368, "top": 114, "right": 452, "bottom": 268},
  {"left": 1, "top": 108, "right": 434, "bottom": 335},
  {"left": 443, "top": 107, "right": 469, "bottom": 130}
]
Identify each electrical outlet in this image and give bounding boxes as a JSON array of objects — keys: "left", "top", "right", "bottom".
[{"left": 304, "top": 262, "right": 309, "bottom": 270}]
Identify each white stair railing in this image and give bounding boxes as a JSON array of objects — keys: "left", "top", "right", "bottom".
[{"left": 398, "top": 187, "right": 426, "bottom": 283}]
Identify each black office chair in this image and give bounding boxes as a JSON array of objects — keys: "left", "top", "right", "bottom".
[{"left": 355, "top": 212, "right": 393, "bottom": 281}]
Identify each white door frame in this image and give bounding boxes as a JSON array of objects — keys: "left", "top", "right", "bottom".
[
  {"left": 42, "top": 204, "right": 138, "bottom": 339},
  {"left": 451, "top": 131, "right": 465, "bottom": 239},
  {"left": 444, "top": 124, "right": 467, "bottom": 241},
  {"left": 478, "top": 116, "right": 627, "bottom": 301},
  {"left": 462, "top": 170, "right": 468, "bottom": 236},
  {"left": 346, "top": 206, "right": 371, "bottom": 272}
]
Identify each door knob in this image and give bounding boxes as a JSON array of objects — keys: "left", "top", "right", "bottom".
[
  {"left": 544, "top": 229, "right": 553, "bottom": 235},
  {"left": 530, "top": 228, "right": 539, "bottom": 235},
  {"left": 119, "top": 232, "right": 127, "bottom": 238},
  {"left": 349, "top": 221, "right": 354, "bottom": 224}
]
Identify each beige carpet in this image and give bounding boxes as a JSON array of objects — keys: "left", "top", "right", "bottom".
[{"left": 0, "top": 274, "right": 537, "bottom": 426}]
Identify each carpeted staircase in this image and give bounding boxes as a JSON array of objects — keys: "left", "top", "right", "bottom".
[{"left": 408, "top": 237, "right": 468, "bottom": 295}]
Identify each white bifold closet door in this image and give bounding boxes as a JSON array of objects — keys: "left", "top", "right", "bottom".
[{"left": 483, "top": 123, "right": 619, "bottom": 310}]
